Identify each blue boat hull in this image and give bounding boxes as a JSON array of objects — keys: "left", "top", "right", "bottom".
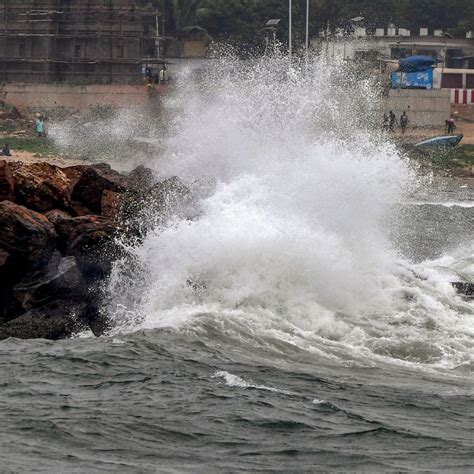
[{"left": 414, "top": 134, "right": 463, "bottom": 148}]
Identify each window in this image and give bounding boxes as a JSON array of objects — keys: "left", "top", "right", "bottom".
[
  {"left": 466, "top": 74, "right": 474, "bottom": 89},
  {"left": 19, "top": 41, "right": 25, "bottom": 57},
  {"left": 117, "top": 45, "right": 124, "bottom": 58},
  {"left": 441, "top": 73, "right": 463, "bottom": 89},
  {"left": 74, "top": 44, "right": 81, "bottom": 58}
]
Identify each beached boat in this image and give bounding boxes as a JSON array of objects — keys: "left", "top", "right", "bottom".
[{"left": 414, "top": 134, "right": 463, "bottom": 148}]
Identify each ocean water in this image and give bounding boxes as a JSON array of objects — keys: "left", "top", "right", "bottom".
[{"left": 1, "top": 55, "right": 473, "bottom": 472}]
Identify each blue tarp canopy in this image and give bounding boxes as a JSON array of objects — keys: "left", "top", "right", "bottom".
[{"left": 398, "top": 55, "right": 440, "bottom": 72}]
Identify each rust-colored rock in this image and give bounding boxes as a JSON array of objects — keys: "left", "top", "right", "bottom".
[
  {"left": 71, "top": 167, "right": 128, "bottom": 213},
  {"left": 91, "top": 163, "right": 129, "bottom": 188},
  {"left": 0, "top": 159, "right": 14, "bottom": 201},
  {"left": 0, "top": 201, "right": 57, "bottom": 267},
  {"left": 69, "top": 200, "right": 93, "bottom": 217},
  {"left": 11, "top": 161, "right": 71, "bottom": 212},
  {"left": 44, "top": 209, "right": 72, "bottom": 224},
  {"left": 62, "top": 165, "right": 88, "bottom": 188},
  {"left": 101, "top": 189, "right": 122, "bottom": 221},
  {"left": 63, "top": 163, "right": 128, "bottom": 187}
]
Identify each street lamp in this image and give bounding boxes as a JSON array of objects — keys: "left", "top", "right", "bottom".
[{"left": 263, "top": 19, "right": 281, "bottom": 53}]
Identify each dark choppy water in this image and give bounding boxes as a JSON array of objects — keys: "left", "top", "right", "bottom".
[
  {"left": 1, "top": 328, "right": 472, "bottom": 473},
  {"left": 0, "top": 189, "right": 473, "bottom": 473}
]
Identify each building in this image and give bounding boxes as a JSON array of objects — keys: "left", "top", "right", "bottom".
[
  {"left": 0, "top": 0, "right": 161, "bottom": 84},
  {"left": 318, "top": 27, "right": 474, "bottom": 69}
]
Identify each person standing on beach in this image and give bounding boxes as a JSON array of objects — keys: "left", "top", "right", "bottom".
[
  {"left": 0, "top": 143, "right": 11, "bottom": 156},
  {"left": 388, "top": 111, "right": 396, "bottom": 131},
  {"left": 400, "top": 111, "right": 409, "bottom": 134},
  {"left": 446, "top": 117, "right": 455, "bottom": 134},
  {"left": 159, "top": 66, "right": 167, "bottom": 84},
  {"left": 35, "top": 116, "right": 45, "bottom": 137}
]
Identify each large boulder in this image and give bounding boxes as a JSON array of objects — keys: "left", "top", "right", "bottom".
[
  {"left": 71, "top": 166, "right": 128, "bottom": 213},
  {"left": 0, "top": 201, "right": 57, "bottom": 267},
  {"left": 0, "top": 286, "right": 24, "bottom": 323},
  {"left": 69, "top": 200, "right": 93, "bottom": 217},
  {"left": 44, "top": 208, "right": 72, "bottom": 224},
  {"left": 0, "top": 300, "right": 88, "bottom": 340},
  {"left": 10, "top": 161, "right": 71, "bottom": 212},
  {"left": 0, "top": 160, "right": 14, "bottom": 201},
  {"left": 148, "top": 176, "right": 193, "bottom": 213},
  {"left": 62, "top": 164, "right": 88, "bottom": 188},
  {"left": 0, "top": 248, "right": 8, "bottom": 271},
  {"left": 101, "top": 190, "right": 122, "bottom": 222},
  {"left": 13, "top": 253, "right": 86, "bottom": 310},
  {"left": 121, "top": 176, "right": 194, "bottom": 237},
  {"left": 55, "top": 215, "right": 120, "bottom": 281},
  {"left": 452, "top": 282, "right": 474, "bottom": 298},
  {"left": 64, "top": 162, "right": 128, "bottom": 186},
  {"left": 127, "top": 165, "right": 156, "bottom": 191},
  {"left": 0, "top": 249, "right": 24, "bottom": 323}
]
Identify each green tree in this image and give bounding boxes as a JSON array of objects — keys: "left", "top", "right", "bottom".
[{"left": 155, "top": 0, "right": 474, "bottom": 43}]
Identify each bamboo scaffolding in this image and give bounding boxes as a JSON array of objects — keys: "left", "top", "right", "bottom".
[{"left": 0, "top": 0, "right": 165, "bottom": 83}]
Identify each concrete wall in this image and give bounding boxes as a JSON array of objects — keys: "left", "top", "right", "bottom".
[
  {"left": 1, "top": 83, "right": 158, "bottom": 114},
  {"left": 386, "top": 89, "right": 451, "bottom": 127}
]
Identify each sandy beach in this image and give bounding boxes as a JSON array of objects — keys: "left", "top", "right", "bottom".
[{"left": 3, "top": 149, "right": 85, "bottom": 167}]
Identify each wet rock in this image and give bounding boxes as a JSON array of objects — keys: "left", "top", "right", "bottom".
[
  {"left": 55, "top": 215, "right": 120, "bottom": 280},
  {"left": 0, "top": 300, "right": 87, "bottom": 340},
  {"left": 0, "top": 286, "right": 24, "bottom": 323},
  {"left": 93, "top": 163, "right": 129, "bottom": 185},
  {"left": 10, "top": 162, "right": 71, "bottom": 212},
  {"left": 0, "top": 249, "right": 24, "bottom": 323},
  {"left": 62, "top": 164, "right": 88, "bottom": 188},
  {"left": 128, "top": 165, "right": 155, "bottom": 191},
  {"left": 452, "top": 282, "right": 474, "bottom": 297},
  {"left": 71, "top": 167, "right": 127, "bottom": 213},
  {"left": 0, "top": 201, "right": 56, "bottom": 267},
  {"left": 69, "top": 200, "right": 93, "bottom": 217},
  {"left": 0, "top": 248, "right": 8, "bottom": 270},
  {"left": 63, "top": 162, "right": 127, "bottom": 183},
  {"left": 0, "top": 159, "right": 14, "bottom": 201},
  {"left": 44, "top": 209, "right": 72, "bottom": 224},
  {"left": 82, "top": 304, "right": 110, "bottom": 337},
  {"left": 0, "top": 247, "right": 29, "bottom": 284},
  {"left": 13, "top": 253, "right": 86, "bottom": 310},
  {"left": 121, "top": 176, "right": 193, "bottom": 237},
  {"left": 101, "top": 190, "right": 122, "bottom": 222}
]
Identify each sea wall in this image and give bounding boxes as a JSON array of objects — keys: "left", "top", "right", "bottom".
[
  {"left": 385, "top": 89, "right": 451, "bottom": 127},
  {"left": 1, "top": 83, "right": 161, "bottom": 114}
]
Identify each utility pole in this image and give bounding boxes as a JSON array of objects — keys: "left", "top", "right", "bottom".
[
  {"left": 155, "top": 10, "right": 160, "bottom": 60},
  {"left": 288, "top": 0, "right": 292, "bottom": 62},
  {"left": 305, "top": 0, "right": 309, "bottom": 53}
]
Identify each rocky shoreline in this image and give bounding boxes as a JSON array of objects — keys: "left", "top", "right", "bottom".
[
  {"left": 0, "top": 158, "right": 190, "bottom": 340},
  {"left": 1, "top": 158, "right": 472, "bottom": 341}
]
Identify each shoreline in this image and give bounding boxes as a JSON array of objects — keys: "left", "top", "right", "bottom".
[
  {"left": 1, "top": 134, "right": 473, "bottom": 178},
  {"left": 0, "top": 157, "right": 188, "bottom": 340}
]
